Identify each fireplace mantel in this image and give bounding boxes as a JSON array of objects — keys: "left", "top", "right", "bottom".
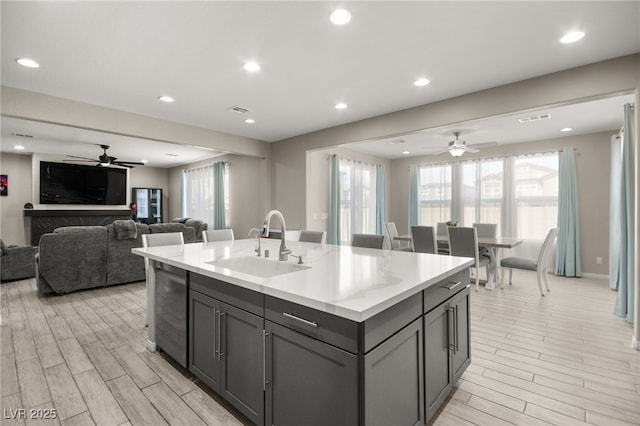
[{"left": 24, "top": 209, "right": 133, "bottom": 245}]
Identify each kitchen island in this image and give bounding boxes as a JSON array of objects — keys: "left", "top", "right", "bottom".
[{"left": 133, "top": 238, "right": 474, "bottom": 426}]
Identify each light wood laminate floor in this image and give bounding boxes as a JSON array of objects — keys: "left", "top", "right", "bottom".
[{"left": 1, "top": 271, "right": 638, "bottom": 425}]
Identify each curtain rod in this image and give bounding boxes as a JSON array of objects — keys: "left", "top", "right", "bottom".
[
  {"left": 327, "top": 154, "right": 381, "bottom": 167},
  {"left": 412, "top": 147, "right": 574, "bottom": 167}
]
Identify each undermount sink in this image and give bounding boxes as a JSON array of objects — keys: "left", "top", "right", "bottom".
[{"left": 208, "top": 256, "right": 310, "bottom": 278}]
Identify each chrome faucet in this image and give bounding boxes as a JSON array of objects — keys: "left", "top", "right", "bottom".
[
  {"left": 262, "top": 209, "right": 291, "bottom": 261},
  {"left": 248, "top": 228, "right": 262, "bottom": 257}
]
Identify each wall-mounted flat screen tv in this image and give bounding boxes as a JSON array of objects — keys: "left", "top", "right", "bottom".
[{"left": 40, "top": 161, "right": 127, "bottom": 205}]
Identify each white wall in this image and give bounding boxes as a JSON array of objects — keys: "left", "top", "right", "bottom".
[{"left": 0, "top": 153, "right": 33, "bottom": 244}]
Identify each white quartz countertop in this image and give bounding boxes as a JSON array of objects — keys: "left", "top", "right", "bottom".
[{"left": 132, "top": 238, "right": 473, "bottom": 322}]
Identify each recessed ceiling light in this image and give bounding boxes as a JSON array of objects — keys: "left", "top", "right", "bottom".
[
  {"left": 16, "top": 58, "right": 40, "bottom": 68},
  {"left": 414, "top": 78, "right": 430, "bottom": 87},
  {"left": 402, "top": 151, "right": 411, "bottom": 155},
  {"left": 141, "top": 159, "right": 148, "bottom": 163},
  {"left": 561, "top": 31, "right": 585, "bottom": 44},
  {"left": 158, "top": 95, "right": 175, "bottom": 103},
  {"left": 560, "top": 127, "right": 573, "bottom": 132},
  {"left": 330, "top": 9, "right": 351, "bottom": 25},
  {"left": 244, "top": 118, "right": 256, "bottom": 124},
  {"left": 14, "top": 145, "right": 25, "bottom": 150},
  {"left": 243, "top": 62, "right": 260, "bottom": 72},
  {"left": 335, "top": 103, "right": 348, "bottom": 110}
]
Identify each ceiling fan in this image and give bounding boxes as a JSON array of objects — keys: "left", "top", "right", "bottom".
[
  {"left": 64, "top": 144, "right": 145, "bottom": 168},
  {"left": 432, "top": 132, "right": 489, "bottom": 157}
]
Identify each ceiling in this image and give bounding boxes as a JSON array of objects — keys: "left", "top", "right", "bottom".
[
  {"left": 1, "top": 116, "right": 224, "bottom": 168},
  {"left": 1, "top": 1, "right": 639, "bottom": 163}
]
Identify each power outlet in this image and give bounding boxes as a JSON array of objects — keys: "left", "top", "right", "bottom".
[{"left": 596, "top": 256, "right": 603, "bottom": 264}]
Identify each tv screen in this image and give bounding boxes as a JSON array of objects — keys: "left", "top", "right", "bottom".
[{"left": 40, "top": 161, "right": 127, "bottom": 205}]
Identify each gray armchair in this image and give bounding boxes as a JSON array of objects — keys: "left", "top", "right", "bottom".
[{"left": 0, "top": 240, "right": 37, "bottom": 281}]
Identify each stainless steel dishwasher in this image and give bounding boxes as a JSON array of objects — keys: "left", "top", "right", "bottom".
[{"left": 154, "top": 262, "right": 188, "bottom": 368}]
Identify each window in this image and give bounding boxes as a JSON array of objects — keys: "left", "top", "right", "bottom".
[
  {"left": 182, "top": 162, "right": 230, "bottom": 226},
  {"left": 338, "top": 158, "right": 377, "bottom": 245},
  {"left": 461, "top": 159, "right": 503, "bottom": 235},
  {"left": 414, "top": 152, "right": 558, "bottom": 247},
  {"left": 513, "top": 154, "right": 558, "bottom": 240},
  {"left": 418, "top": 163, "right": 452, "bottom": 225}
]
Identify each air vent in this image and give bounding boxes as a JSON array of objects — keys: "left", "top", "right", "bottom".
[
  {"left": 518, "top": 114, "right": 551, "bottom": 123},
  {"left": 164, "top": 153, "right": 180, "bottom": 157},
  {"left": 226, "top": 106, "right": 249, "bottom": 114},
  {"left": 386, "top": 139, "right": 406, "bottom": 145},
  {"left": 12, "top": 132, "right": 34, "bottom": 138}
]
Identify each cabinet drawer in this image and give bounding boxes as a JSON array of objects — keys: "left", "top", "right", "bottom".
[
  {"left": 265, "top": 296, "right": 358, "bottom": 354},
  {"left": 423, "top": 269, "right": 470, "bottom": 314},
  {"left": 191, "top": 273, "right": 263, "bottom": 317},
  {"left": 361, "top": 291, "right": 422, "bottom": 353}
]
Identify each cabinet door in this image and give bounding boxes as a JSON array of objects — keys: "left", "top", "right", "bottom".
[
  {"left": 364, "top": 318, "right": 424, "bottom": 426},
  {"left": 220, "top": 303, "right": 264, "bottom": 426},
  {"left": 451, "top": 287, "right": 471, "bottom": 382},
  {"left": 424, "top": 302, "right": 453, "bottom": 422},
  {"left": 265, "top": 321, "right": 358, "bottom": 426},
  {"left": 189, "top": 290, "right": 221, "bottom": 391}
]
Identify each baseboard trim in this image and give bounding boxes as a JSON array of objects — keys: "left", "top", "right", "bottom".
[
  {"left": 146, "top": 339, "right": 157, "bottom": 352},
  {"left": 581, "top": 273, "right": 608, "bottom": 280}
]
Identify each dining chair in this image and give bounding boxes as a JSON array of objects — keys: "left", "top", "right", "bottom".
[
  {"left": 299, "top": 230, "right": 324, "bottom": 243},
  {"left": 410, "top": 226, "right": 437, "bottom": 254},
  {"left": 351, "top": 234, "right": 384, "bottom": 249},
  {"left": 472, "top": 223, "right": 498, "bottom": 258},
  {"left": 384, "top": 222, "right": 413, "bottom": 252},
  {"left": 203, "top": 229, "right": 235, "bottom": 243},
  {"left": 435, "top": 222, "right": 450, "bottom": 254},
  {"left": 500, "top": 227, "right": 559, "bottom": 296},
  {"left": 447, "top": 226, "right": 492, "bottom": 291}
]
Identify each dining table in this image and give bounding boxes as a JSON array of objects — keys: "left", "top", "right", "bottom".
[{"left": 395, "top": 234, "right": 523, "bottom": 290}]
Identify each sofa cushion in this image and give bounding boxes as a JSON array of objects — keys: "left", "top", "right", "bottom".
[
  {"left": 113, "top": 219, "right": 138, "bottom": 240},
  {"left": 38, "top": 226, "right": 108, "bottom": 293},
  {"left": 184, "top": 219, "right": 208, "bottom": 241},
  {"left": 105, "top": 223, "right": 149, "bottom": 285}
]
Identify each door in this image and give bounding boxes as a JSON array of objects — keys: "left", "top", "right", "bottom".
[
  {"left": 451, "top": 287, "right": 471, "bottom": 382},
  {"left": 265, "top": 321, "right": 358, "bottom": 426},
  {"left": 220, "top": 302, "right": 264, "bottom": 425},
  {"left": 424, "top": 302, "right": 453, "bottom": 422},
  {"left": 189, "top": 290, "right": 221, "bottom": 391},
  {"left": 364, "top": 318, "right": 424, "bottom": 426}
]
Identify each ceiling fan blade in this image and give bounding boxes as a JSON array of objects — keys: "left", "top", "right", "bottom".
[
  {"left": 63, "top": 159, "right": 98, "bottom": 163},
  {"left": 66, "top": 154, "right": 99, "bottom": 161},
  {"left": 113, "top": 161, "right": 145, "bottom": 166},
  {"left": 467, "top": 141, "right": 498, "bottom": 148},
  {"left": 464, "top": 147, "right": 480, "bottom": 153},
  {"left": 431, "top": 148, "right": 450, "bottom": 155}
]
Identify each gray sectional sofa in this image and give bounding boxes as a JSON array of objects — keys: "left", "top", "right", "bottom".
[{"left": 36, "top": 221, "right": 197, "bottom": 294}]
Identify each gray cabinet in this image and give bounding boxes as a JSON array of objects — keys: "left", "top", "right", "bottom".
[
  {"left": 424, "top": 285, "right": 471, "bottom": 422},
  {"left": 265, "top": 320, "right": 358, "bottom": 426},
  {"left": 189, "top": 290, "right": 264, "bottom": 425},
  {"left": 185, "top": 269, "right": 470, "bottom": 426},
  {"left": 451, "top": 288, "right": 471, "bottom": 383},
  {"left": 363, "top": 317, "right": 424, "bottom": 426}
]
